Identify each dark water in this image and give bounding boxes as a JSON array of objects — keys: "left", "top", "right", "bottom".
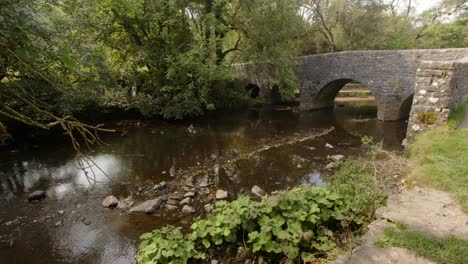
[{"left": 0, "top": 101, "right": 407, "bottom": 264}]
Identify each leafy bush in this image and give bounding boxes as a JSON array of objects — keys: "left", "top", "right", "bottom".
[
  {"left": 138, "top": 162, "right": 384, "bottom": 263},
  {"left": 328, "top": 160, "right": 386, "bottom": 225},
  {"left": 416, "top": 112, "right": 438, "bottom": 125}
]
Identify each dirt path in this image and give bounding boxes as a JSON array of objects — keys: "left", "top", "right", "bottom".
[{"left": 336, "top": 188, "right": 468, "bottom": 264}]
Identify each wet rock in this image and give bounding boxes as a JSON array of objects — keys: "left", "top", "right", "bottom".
[
  {"left": 54, "top": 221, "right": 62, "bottom": 227},
  {"left": 184, "top": 191, "right": 195, "bottom": 198},
  {"left": 160, "top": 181, "right": 167, "bottom": 188},
  {"left": 57, "top": 210, "right": 65, "bottom": 215},
  {"left": 251, "top": 185, "right": 266, "bottom": 198},
  {"left": 182, "top": 205, "right": 196, "bottom": 214},
  {"left": 216, "top": 190, "right": 228, "bottom": 200},
  {"left": 325, "top": 162, "right": 339, "bottom": 170},
  {"left": 204, "top": 204, "right": 213, "bottom": 213},
  {"left": 166, "top": 199, "right": 179, "bottom": 206},
  {"left": 179, "top": 197, "right": 192, "bottom": 205},
  {"left": 329, "top": 155, "right": 345, "bottom": 162},
  {"left": 102, "top": 195, "right": 119, "bottom": 208},
  {"left": 129, "top": 197, "right": 166, "bottom": 214},
  {"left": 165, "top": 204, "right": 178, "bottom": 211},
  {"left": 27, "top": 190, "right": 46, "bottom": 201},
  {"left": 211, "top": 260, "right": 219, "bottom": 264},
  {"left": 8, "top": 239, "right": 15, "bottom": 248},
  {"left": 231, "top": 149, "right": 240, "bottom": 155},
  {"left": 325, "top": 143, "right": 334, "bottom": 149},
  {"left": 83, "top": 220, "right": 91, "bottom": 225}
]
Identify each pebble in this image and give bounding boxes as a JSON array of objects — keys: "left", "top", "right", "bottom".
[
  {"left": 251, "top": 185, "right": 266, "bottom": 198},
  {"left": 215, "top": 190, "right": 228, "bottom": 200},
  {"left": 179, "top": 197, "right": 192, "bottom": 205},
  {"left": 182, "top": 205, "right": 196, "bottom": 214}
]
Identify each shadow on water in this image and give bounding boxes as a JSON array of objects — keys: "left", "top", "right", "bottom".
[{"left": 0, "top": 101, "right": 407, "bottom": 263}]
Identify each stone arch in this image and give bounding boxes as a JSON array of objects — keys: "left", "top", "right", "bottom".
[
  {"left": 399, "top": 94, "right": 414, "bottom": 120},
  {"left": 314, "top": 78, "right": 378, "bottom": 109}
]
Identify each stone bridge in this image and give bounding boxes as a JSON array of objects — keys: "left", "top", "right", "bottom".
[{"left": 239, "top": 48, "right": 468, "bottom": 140}]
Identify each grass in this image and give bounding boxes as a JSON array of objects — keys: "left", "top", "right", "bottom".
[
  {"left": 408, "top": 103, "right": 468, "bottom": 212},
  {"left": 377, "top": 227, "right": 468, "bottom": 264},
  {"left": 448, "top": 101, "right": 467, "bottom": 128}
]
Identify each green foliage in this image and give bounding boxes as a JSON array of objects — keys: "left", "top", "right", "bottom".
[
  {"left": 448, "top": 101, "right": 467, "bottom": 128},
  {"left": 416, "top": 112, "right": 438, "bottom": 125},
  {"left": 138, "top": 227, "right": 205, "bottom": 264},
  {"left": 138, "top": 161, "right": 384, "bottom": 263},
  {"left": 377, "top": 227, "right": 468, "bottom": 264},
  {"left": 328, "top": 160, "right": 386, "bottom": 225}
]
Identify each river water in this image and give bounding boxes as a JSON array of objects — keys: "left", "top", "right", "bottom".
[{"left": 0, "top": 101, "right": 407, "bottom": 264}]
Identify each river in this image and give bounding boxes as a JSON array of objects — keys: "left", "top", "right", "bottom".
[{"left": 0, "top": 100, "right": 407, "bottom": 263}]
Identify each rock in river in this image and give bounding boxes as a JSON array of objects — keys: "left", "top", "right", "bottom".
[
  {"left": 179, "top": 197, "right": 192, "bottom": 205},
  {"left": 27, "top": 190, "right": 47, "bottom": 201},
  {"left": 182, "top": 205, "right": 196, "bottom": 214},
  {"left": 325, "top": 162, "right": 339, "bottom": 170},
  {"left": 102, "top": 195, "right": 119, "bottom": 208},
  {"left": 329, "top": 155, "right": 345, "bottom": 162},
  {"left": 129, "top": 197, "right": 166, "bottom": 214},
  {"left": 216, "top": 190, "right": 228, "bottom": 200},
  {"left": 251, "top": 185, "right": 266, "bottom": 198}
]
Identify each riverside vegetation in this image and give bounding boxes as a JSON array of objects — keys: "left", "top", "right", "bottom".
[{"left": 138, "top": 161, "right": 386, "bottom": 263}]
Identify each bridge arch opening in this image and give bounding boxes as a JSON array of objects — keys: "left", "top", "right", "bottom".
[
  {"left": 399, "top": 94, "right": 414, "bottom": 120},
  {"left": 245, "top": 83, "right": 260, "bottom": 99},
  {"left": 315, "top": 79, "right": 377, "bottom": 116}
]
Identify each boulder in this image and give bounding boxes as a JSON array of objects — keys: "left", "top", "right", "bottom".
[
  {"left": 129, "top": 197, "right": 166, "bottom": 214},
  {"left": 329, "top": 155, "right": 345, "bottom": 162},
  {"left": 215, "top": 190, "right": 228, "bottom": 200},
  {"left": 27, "top": 190, "right": 46, "bottom": 201},
  {"left": 251, "top": 185, "right": 266, "bottom": 198},
  {"left": 182, "top": 205, "right": 196, "bottom": 214},
  {"left": 325, "top": 143, "right": 334, "bottom": 149},
  {"left": 102, "top": 195, "right": 119, "bottom": 208}
]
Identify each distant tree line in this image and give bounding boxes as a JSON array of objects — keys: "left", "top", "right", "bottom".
[{"left": 0, "top": 0, "right": 466, "bottom": 143}]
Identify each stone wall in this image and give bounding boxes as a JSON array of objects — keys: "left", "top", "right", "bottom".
[{"left": 406, "top": 57, "right": 468, "bottom": 142}]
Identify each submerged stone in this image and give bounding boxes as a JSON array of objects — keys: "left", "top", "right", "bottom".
[{"left": 27, "top": 190, "right": 46, "bottom": 201}]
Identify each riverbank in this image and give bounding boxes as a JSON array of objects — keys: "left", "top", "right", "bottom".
[{"left": 338, "top": 103, "right": 468, "bottom": 264}]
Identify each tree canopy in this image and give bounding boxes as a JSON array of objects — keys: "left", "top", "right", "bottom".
[{"left": 0, "top": 0, "right": 467, "bottom": 143}]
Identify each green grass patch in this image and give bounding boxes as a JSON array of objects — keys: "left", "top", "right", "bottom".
[
  {"left": 409, "top": 125, "right": 468, "bottom": 212},
  {"left": 377, "top": 227, "right": 468, "bottom": 264},
  {"left": 448, "top": 101, "right": 467, "bottom": 128}
]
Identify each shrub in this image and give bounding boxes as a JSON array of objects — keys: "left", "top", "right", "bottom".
[{"left": 416, "top": 112, "right": 438, "bottom": 125}]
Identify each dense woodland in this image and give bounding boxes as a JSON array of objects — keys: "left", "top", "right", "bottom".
[{"left": 0, "top": 0, "right": 467, "bottom": 144}]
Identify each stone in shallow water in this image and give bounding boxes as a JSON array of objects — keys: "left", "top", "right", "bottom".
[
  {"left": 325, "top": 162, "right": 339, "bottom": 170},
  {"left": 129, "top": 197, "right": 166, "bottom": 214},
  {"left": 182, "top": 205, "right": 196, "bottom": 214},
  {"left": 27, "top": 190, "right": 46, "bottom": 201},
  {"left": 325, "top": 143, "right": 334, "bottom": 149},
  {"left": 329, "top": 155, "right": 345, "bottom": 162},
  {"left": 215, "top": 190, "right": 228, "bottom": 200},
  {"left": 165, "top": 204, "right": 178, "bottom": 211},
  {"left": 184, "top": 191, "right": 195, "bottom": 198},
  {"left": 179, "top": 197, "right": 192, "bottom": 205},
  {"left": 251, "top": 185, "right": 266, "bottom": 198},
  {"left": 102, "top": 195, "right": 119, "bottom": 208}
]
